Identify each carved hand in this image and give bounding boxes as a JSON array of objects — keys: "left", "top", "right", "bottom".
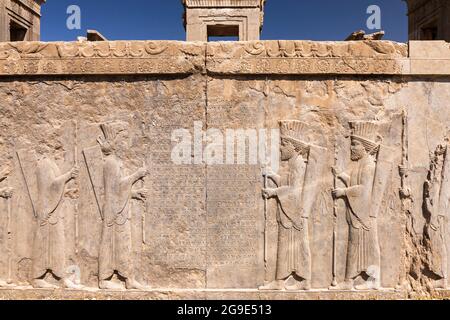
[
  {"left": 137, "top": 166, "right": 148, "bottom": 179},
  {"left": 132, "top": 188, "right": 148, "bottom": 201},
  {"left": 262, "top": 188, "right": 277, "bottom": 199},
  {"left": 0, "top": 187, "right": 13, "bottom": 199},
  {"left": 70, "top": 165, "right": 80, "bottom": 179},
  {"left": 331, "top": 166, "right": 342, "bottom": 177},
  {"left": 332, "top": 188, "right": 346, "bottom": 199},
  {"left": 265, "top": 169, "right": 279, "bottom": 180},
  {"left": 262, "top": 168, "right": 275, "bottom": 178},
  {"left": 263, "top": 168, "right": 281, "bottom": 187},
  {"left": 430, "top": 217, "right": 439, "bottom": 231},
  {"left": 398, "top": 165, "right": 409, "bottom": 177},
  {"left": 0, "top": 167, "right": 10, "bottom": 180}
]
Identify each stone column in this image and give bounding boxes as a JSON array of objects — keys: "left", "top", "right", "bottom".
[{"left": 0, "top": 0, "right": 9, "bottom": 41}]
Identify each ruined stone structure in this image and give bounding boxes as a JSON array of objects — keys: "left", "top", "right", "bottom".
[
  {"left": 0, "top": 0, "right": 45, "bottom": 42},
  {"left": 183, "top": 0, "right": 265, "bottom": 41},
  {"left": 404, "top": 0, "right": 450, "bottom": 41},
  {"left": 0, "top": 39, "right": 446, "bottom": 300},
  {"left": 0, "top": 1, "right": 448, "bottom": 300}
]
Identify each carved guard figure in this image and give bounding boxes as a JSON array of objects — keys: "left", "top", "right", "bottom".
[
  {"left": 331, "top": 121, "right": 392, "bottom": 290},
  {"left": 260, "top": 120, "right": 327, "bottom": 291},
  {"left": 423, "top": 143, "right": 450, "bottom": 289},
  {"left": 85, "top": 123, "right": 149, "bottom": 290},
  {"left": 31, "top": 155, "right": 81, "bottom": 289},
  {"left": 0, "top": 167, "right": 13, "bottom": 287}
]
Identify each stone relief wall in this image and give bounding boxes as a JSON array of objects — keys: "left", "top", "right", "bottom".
[
  {"left": 0, "top": 40, "right": 449, "bottom": 297},
  {"left": 206, "top": 76, "right": 405, "bottom": 290}
]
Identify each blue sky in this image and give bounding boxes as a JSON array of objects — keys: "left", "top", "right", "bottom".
[{"left": 41, "top": 0, "right": 408, "bottom": 42}]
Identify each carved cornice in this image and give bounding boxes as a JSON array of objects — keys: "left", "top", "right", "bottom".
[
  {"left": 0, "top": 40, "right": 448, "bottom": 76},
  {"left": 207, "top": 40, "right": 409, "bottom": 75},
  {"left": 9, "top": 0, "right": 45, "bottom": 16},
  {"left": 183, "top": 0, "right": 264, "bottom": 9},
  {"left": 0, "top": 41, "right": 206, "bottom": 76},
  {"left": 182, "top": 0, "right": 266, "bottom": 28}
]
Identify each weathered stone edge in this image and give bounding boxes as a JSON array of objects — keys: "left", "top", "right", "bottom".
[
  {"left": 0, "top": 40, "right": 447, "bottom": 76},
  {"left": 0, "top": 288, "right": 411, "bottom": 300},
  {"left": 0, "top": 41, "right": 207, "bottom": 76}
]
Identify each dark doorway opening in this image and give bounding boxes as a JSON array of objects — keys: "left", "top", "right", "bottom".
[
  {"left": 10, "top": 20, "right": 27, "bottom": 41},
  {"left": 207, "top": 24, "right": 239, "bottom": 41},
  {"left": 421, "top": 21, "right": 438, "bottom": 40}
]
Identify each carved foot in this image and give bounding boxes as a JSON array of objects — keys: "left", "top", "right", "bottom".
[
  {"left": 99, "top": 280, "right": 125, "bottom": 290},
  {"left": 63, "top": 278, "right": 84, "bottom": 290},
  {"left": 258, "top": 280, "right": 284, "bottom": 291},
  {"left": 354, "top": 280, "right": 380, "bottom": 291},
  {"left": 125, "top": 279, "right": 151, "bottom": 290},
  {"left": 0, "top": 279, "right": 15, "bottom": 288},
  {"left": 285, "top": 279, "right": 311, "bottom": 291},
  {"left": 329, "top": 279, "right": 354, "bottom": 291},
  {"left": 32, "top": 279, "right": 59, "bottom": 289}
]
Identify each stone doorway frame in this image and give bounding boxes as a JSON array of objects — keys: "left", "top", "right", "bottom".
[{"left": 202, "top": 16, "right": 248, "bottom": 41}]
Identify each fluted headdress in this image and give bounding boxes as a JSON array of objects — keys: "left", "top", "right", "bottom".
[
  {"left": 100, "top": 123, "right": 117, "bottom": 142},
  {"left": 279, "top": 120, "right": 309, "bottom": 154},
  {"left": 97, "top": 123, "right": 117, "bottom": 153},
  {"left": 350, "top": 121, "right": 380, "bottom": 154}
]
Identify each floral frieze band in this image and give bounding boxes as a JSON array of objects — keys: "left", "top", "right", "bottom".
[
  {"left": 207, "top": 40, "right": 408, "bottom": 75},
  {"left": 0, "top": 40, "right": 448, "bottom": 76},
  {"left": 0, "top": 41, "right": 205, "bottom": 75}
]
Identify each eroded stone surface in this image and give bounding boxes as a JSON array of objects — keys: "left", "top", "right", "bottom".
[
  {"left": 0, "top": 288, "right": 410, "bottom": 300},
  {"left": 0, "top": 41, "right": 206, "bottom": 75},
  {"left": 0, "top": 40, "right": 448, "bottom": 77},
  {"left": 207, "top": 40, "right": 408, "bottom": 75},
  {"left": 0, "top": 40, "right": 449, "bottom": 299}
]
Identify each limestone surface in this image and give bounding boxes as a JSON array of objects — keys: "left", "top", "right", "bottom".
[{"left": 0, "top": 40, "right": 448, "bottom": 299}]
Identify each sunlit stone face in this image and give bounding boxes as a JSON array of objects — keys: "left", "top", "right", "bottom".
[
  {"left": 281, "top": 138, "right": 296, "bottom": 161},
  {"left": 350, "top": 139, "right": 366, "bottom": 161}
]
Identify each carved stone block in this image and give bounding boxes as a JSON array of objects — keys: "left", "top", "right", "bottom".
[{"left": 0, "top": 40, "right": 448, "bottom": 299}]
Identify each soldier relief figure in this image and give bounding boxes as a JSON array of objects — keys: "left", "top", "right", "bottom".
[
  {"left": 31, "top": 153, "right": 81, "bottom": 289},
  {"left": 261, "top": 121, "right": 326, "bottom": 291},
  {"left": 91, "top": 123, "right": 149, "bottom": 290},
  {"left": 423, "top": 142, "right": 450, "bottom": 289},
  {"left": 0, "top": 167, "right": 13, "bottom": 288},
  {"left": 331, "top": 122, "right": 384, "bottom": 290}
]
